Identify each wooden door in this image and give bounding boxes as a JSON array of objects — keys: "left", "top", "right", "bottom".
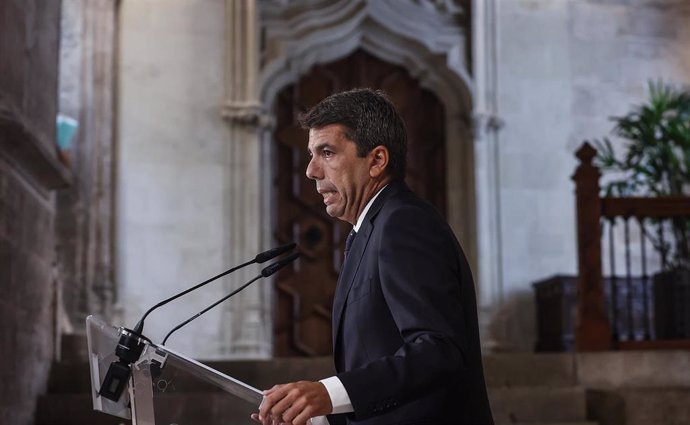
[{"left": 273, "top": 50, "right": 446, "bottom": 356}]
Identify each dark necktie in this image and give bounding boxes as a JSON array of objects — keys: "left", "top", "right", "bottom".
[{"left": 344, "top": 229, "right": 357, "bottom": 258}]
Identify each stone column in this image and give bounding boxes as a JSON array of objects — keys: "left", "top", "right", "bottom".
[
  {"left": 56, "top": 0, "right": 118, "bottom": 343},
  {"left": 221, "top": 0, "right": 272, "bottom": 358},
  {"left": 446, "top": 113, "right": 478, "bottom": 280},
  {"left": 472, "top": 0, "right": 508, "bottom": 351}
]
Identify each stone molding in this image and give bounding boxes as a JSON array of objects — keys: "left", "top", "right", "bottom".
[
  {"left": 472, "top": 0, "right": 510, "bottom": 351},
  {"left": 221, "top": 0, "right": 270, "bottom": 358},
  {"left": 260, "top": 0, "right": 472, "bottom": 117},
  {"left": 0, "top": 96, "right": 72, "bottom": 191},
  {"left": 473, "top": 112, "right": 505, "bottom": 135},
  {"left": 221, "top": 101, "right": 275, "bottom": 129},
  {"left": 224, "top": 0, "right": 260, "bottom": 115}
]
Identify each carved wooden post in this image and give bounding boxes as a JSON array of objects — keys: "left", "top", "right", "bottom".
[{"left": 572, "top": 142, "right": 612, "bottom": 350}]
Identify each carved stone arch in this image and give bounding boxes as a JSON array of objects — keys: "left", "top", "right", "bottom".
[
  {"left": 260, "top": 1, "right": 472, "bottom": 116},
  {"left": 259, "top": 0, "right": 478, "bottom": 273}
]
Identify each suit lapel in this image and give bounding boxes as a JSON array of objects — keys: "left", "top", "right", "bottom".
[
  {"left": 331, "top": 181, "right": 407, "bottom": 350},
  {"left": 331, "top": 222, "right": 370, "bottom": 345}
]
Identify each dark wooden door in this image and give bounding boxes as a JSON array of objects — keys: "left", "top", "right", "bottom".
[{"left": 273, "top": 50, "right": 446, "bottom": 356}]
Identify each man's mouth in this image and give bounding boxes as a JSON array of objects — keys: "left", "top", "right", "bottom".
[{"left": 318, "top": 189, "right": 338, "bottom": 205}]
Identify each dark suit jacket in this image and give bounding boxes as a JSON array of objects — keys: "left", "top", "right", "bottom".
[{"left": 329, "top": 181, "right": 493, "bottom": 425}]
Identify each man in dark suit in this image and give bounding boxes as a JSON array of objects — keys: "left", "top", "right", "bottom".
[{"left": 254, "top": 89, "right": 493, "bottom": 425}]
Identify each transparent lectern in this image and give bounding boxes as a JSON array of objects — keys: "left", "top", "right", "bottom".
[{"left": 86, "top": 315, "right": 263, "bottom": 424}]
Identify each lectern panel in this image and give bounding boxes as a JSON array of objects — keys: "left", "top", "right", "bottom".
[
  {"left": 86, "top": 315, "right": 264, "bottom": 424},
  {"left": 86, "top": 315, "right": 132, "bottom": 419}
]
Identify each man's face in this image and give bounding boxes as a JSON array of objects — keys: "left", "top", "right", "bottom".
[{"left": 306, "top": 124, "right": 373, "bottom": 225}]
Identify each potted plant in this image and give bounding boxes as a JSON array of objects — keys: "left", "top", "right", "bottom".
[{"left": 593, "top": 80, "right": 690, "bottom": 338}]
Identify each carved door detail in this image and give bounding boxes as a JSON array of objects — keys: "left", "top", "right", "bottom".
[{"left": 273, "top": 50, "right": 446, "bottom": 356}]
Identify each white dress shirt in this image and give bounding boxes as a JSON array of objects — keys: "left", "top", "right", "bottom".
[{"left": 311, "top": 186, "right": 387, "bottom": 425}]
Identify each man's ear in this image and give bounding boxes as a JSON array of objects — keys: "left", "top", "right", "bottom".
[{"left": 369, "top": 146, "right": 389, "bottom": 178}]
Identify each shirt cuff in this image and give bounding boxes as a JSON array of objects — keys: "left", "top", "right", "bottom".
[
  {"left": 310, "top": 416, "right": 328, "bottom": 425},
  {"left": 319, "top": 376, "right": 354, "bottom": 414}
]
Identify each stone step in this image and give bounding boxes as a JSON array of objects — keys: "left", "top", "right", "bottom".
[
  {"left": 36, "top": 394, "right": 129, "bottom": 425},
  {"left": 488, "top": 386, "right": 587, "bottom": 424},
  {"left": 45, "top": 357, "right": 583, "bottom": 425},
  {"left": 57, "top": 335, "right": 690, "bottom": 389},
  {"left": 588, "top": 388, "right": 690, "bottom": 425},
  {"left": 48, "top": 357, "right": 336, "bottom": 394},
  {"left": 497, "top": 423, "right": 596, "bottom": 425},
  {"left": 37, "top": 390, "right": 591, "bottom": 425},
  {"left": 35, "top": 393, "right": 255, "bottom": 425},
  {"left": 49, "top": 353, "right": 581, "bottom": 395},
  {"left": 576, "top": 351, "right": 690, "bottom": 388},
  {"left": 483, "top": 353, "right": 577, "bottom": 387}
]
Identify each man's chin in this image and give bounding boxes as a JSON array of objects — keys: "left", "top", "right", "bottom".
[
  {"left": 324, "top": 205, "right": 337, "bottom": 217},
  {"left": 325, "top": 205, "right": 343, "bottom": 219}
]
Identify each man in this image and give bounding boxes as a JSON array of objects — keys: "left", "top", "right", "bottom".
[{"left": 253, "top": 89, "right": 493, "bottom": 425}]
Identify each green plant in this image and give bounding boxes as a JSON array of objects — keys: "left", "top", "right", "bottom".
[
  {"left": 595, "top": 81, "right": 690, "bottom": 197},
  {"left": 592, "top": 81, "right": 690, "bottom": 269}
]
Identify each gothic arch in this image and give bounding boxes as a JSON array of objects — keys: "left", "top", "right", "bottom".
[
  {"left": 258, "top": 0, "right": 478, "bottom": 270},
  {"left": 260, "top": 0, "right": 472, "bottom": 123}
]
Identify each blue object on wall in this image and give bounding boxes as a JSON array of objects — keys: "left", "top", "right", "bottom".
[{"left": 56, "top": 114, "right": 79, "bottom": 150}]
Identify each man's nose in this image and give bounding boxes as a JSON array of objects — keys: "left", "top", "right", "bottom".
[{"left": 305, "top": 156, "right": 321, "bottom": 180}]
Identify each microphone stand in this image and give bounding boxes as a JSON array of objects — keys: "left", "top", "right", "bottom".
[
  {"left": 97, "top": 242, "right": 296, "bottom": 402},
  {"left": 162, "top": 252, "right": 300, "bottom": 345},
  {"left": 133, "top": 242, "right": 296, "bottom": 335}
]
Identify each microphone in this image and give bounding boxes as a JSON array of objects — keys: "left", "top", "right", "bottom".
[
  {"left": 97, "top": 242, "right": 296, "bottom": 402},
  {"left": 162, "top": 252, "right": 300, "bottom": 345},
  {"left": 132, "top": 242, "right": 296, "bottom": 335}
]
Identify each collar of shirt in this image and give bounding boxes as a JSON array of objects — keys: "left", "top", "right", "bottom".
[{"left": 353, "top": 185, "right": 387, "bottom": 232}]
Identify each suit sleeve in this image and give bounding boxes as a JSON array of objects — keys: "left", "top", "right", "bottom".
[{"left": 336, "top": 205, "right": 469, "bottom": 420}]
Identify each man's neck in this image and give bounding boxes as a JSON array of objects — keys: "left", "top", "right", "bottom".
[{"left": 353, "top": 183, "right": 389, "bottom": 232}]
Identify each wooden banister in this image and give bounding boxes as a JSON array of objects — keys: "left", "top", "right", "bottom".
[
  {"left": 602, "top": 197, "right": 690, "bottom": 218},
  {"left": 572, "top": 142, "right": 612, "bottom": 350},
  {"left": 570, "top": 142, "right": 690, "bottom": 350}
]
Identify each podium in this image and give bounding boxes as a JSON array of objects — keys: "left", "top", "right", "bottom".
[{"left": 86, "top": 315, "right": 263, "bottom": 424}]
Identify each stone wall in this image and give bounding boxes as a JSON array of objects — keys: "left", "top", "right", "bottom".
[
  {"left": 117, "top": 0, "right": 238, "bottom": 358},
  {"left": 0, "top": 0, "right": 61, "bottom": 154},
  {"left": 0, "top": 160, "right": 57, "bottom": 425},
  {"left": 0, "top": 1, "right": 67, "bottom": 424},
  {"left": 491, "top": 0, "right": 690, "bottom": 350}
]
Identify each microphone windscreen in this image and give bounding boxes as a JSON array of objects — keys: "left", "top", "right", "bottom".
[
  {"left": 261, "top": 252, "right": 300, "bottom": 277},
  {"left": 255, "top": 242, "right": 297, "bottom": 263}
]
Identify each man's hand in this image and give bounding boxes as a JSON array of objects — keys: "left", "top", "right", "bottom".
[{"left": 251, "top": 381, "right": 332, "bottom": 425}]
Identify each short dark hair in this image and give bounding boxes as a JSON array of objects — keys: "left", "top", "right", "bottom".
[{"left": 298, "top": 88, "right": 407, "bottom": 180}]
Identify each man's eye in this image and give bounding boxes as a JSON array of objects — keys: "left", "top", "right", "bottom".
[{"left": 323, "top": 150, "right": 333, "bottom": 158}]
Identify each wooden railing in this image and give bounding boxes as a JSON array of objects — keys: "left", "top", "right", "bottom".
[{"left": 573, "top": 142, "right": 690, "bottom": 350}]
